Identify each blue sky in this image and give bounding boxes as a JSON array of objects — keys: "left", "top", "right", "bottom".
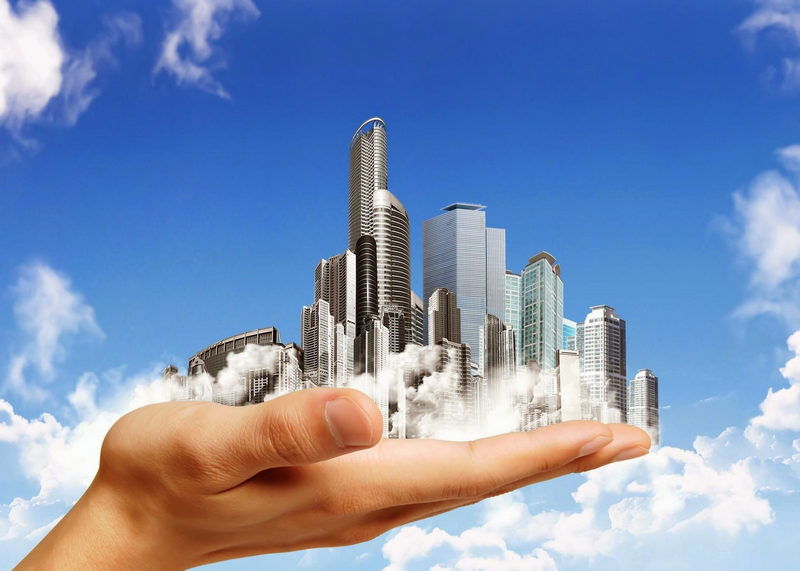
[{"left": 2, "top": 0, "right": 800, "bottom": 569}]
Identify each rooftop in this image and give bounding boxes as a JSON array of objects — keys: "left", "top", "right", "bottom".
[{"left": 441, "top": 203, "right": 486, "bottom": 211}]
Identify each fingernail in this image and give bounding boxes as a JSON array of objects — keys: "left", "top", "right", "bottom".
[
  {"left": 578, "top": 436, "right": 613, "bottom": 458},
  {"left": 326, "top": 397, "right": 374, "bottom": 447},
  {"left": 612, "top": 446, "right": 649, "bottom": 463}
]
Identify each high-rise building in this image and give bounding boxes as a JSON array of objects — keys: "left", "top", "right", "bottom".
[
  {"left": 373, "top": 189, "right": 411, "bottom": 350},
  {"left": 354, "top": 315, "right": 389, "bottom": 378},
  {"left": 628, "top": 369, "right": 659, "bottom": 445},
  {"left": 410, "top": 291, "right": 424, "bottom": 346},
  {"left": 244, "top": 346, "right": 303, "bottom": 403},
  {"left": 422, "top": 203, "right": 487, "bottom": 352},
  {"left": 577, "top": 305, "right": 627, "bottom": 423},
  {"left": 479, "top": 314, "right": 516, "bottom": 407},
  {"left": 485, "top": 227, "right": 506, "bottom": 319},
  {"left": 381, "top": 304, "right": 406, "bottom": 354},
  {"left": 427, "top": 287, "right": 461, "bottom": 346},
  {"left": 355, "top": 235, "right": 378, "bottom": 335},
  {"left": 301, "top": 300, "right": 335, "bottom": 388},
  {"left": 563, "top": 318, "right": 577, "bottom": 351},
  {"left": 521, "top": 252, "right": 564, "bottom": 371},
  {"left": 315, "top": 250, "right": 356, "bottom": 385},
  {"left": 504, "top": 271, "right": 523, "bottom": 367},
  {"left": 558, "top": 349, "right": 582, "bottom": 422},
  {"left": 436, "top": 339, "right": 476, "bottom": 434},
  {"left": 349, "top": 118, "right": 388, "bottom": 251}
]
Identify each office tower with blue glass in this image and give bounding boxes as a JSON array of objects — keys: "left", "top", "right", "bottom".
[
  {"left": 485, "top": 227, "right": 506, "bottom": 319},
  {"left": 562, "top": 318, "right": 577, "bottom": 351},
  {"left": 521, "top": 252, "right": 564, "bottom": 371}
]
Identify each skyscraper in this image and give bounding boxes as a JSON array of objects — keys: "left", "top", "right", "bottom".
[
  {"left": 563, "top": 318, "right": 577, "bottom": 351},
  {"left": 427, "top": 287, "right": 461, "bottom": 346},
  {"left": 355, "top": 235, "right": 378, "bottom": 335},
  {"left": 410, "top": 291, "right": 424, "bottom": 346},
  {"left": 349, "top": 118, "right": 387, "bottom": 251},
  {"left": 301, "top": 300, "right": 335, "bottom": 388},
  {"left": 479, "top": 313, "right": 516, "bottom": 407},
  {"left": 521, "top": 252, "right": 564, "bottom": 371},
  {"left": 504, "top": 271, "right": 523, "bottom": 366},
  {"left": 628, "top": 369, "right": 659, "bottom": 445},
  {"left": 436, "top": 339, "right": 476, "bottom": 434},
  {"left": 354, "top": 315, "right": 389, "bottom": 378},
  {"left": 373, "top": 189, "right": 411, "bottom": 350},
  {"left": 577, "top": 305, "right": 627, "bottom": 423},
  {"left": 485, "top": 227, "right": 506, "bottom": 319},
  {"left": 423, "top": 203, "right": 487, "bottom": 352},
  {"left": 315, "top": 250, "right": 356, "bottom": 385}
]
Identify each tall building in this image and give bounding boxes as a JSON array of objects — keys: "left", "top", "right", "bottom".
[
  {"left": 349, "top": 118, "right": 388, "bottom": 251},
  {"left": 354, "top": 315, "right": 389, "bottom": 377},
  {"left": 437, "top": 339, "right": 477, "bottom": 434},
  {"left": 563, "top": 318, "right": 577, "bottom": 351},
  {"left": 355, "top": 235, "right": 379, "bottom": 335},
  {"left": 315, "top": 250, "right": 356, "bottom": 385},
  {"left": 381, "top": 304, "right": 406, "bottom": 354},
  {"left": 373, "top": 189, "right": 411, "bottom": 350},
  {"left": 427, "top": 287, "right": 461, "bottom": 346},
  {"left": 521, "top": 252, "right": 564, "bottom": 371},
  {"left": 485, "top": 227, "right": 506, "bottom": 319},
  {"left": 577, "top": 305, "right": 627, "bottom": 423},
  {"left": 628, "top": 369, "right": 659, "bottom": 445},
  {"left": 410, "top": 291, "right": 424, "bottom": 346},
  {"left": 479, "top": 314, "right": 516, "bottom": 407},
  {"left": 504, "top": 271, "right": 523, "bottom": 367},
  {"left": 422, "top": 203, "right": 487, "bottom": 352},
  {"left": 301, "top": 300, "right": 335, "bottom": 388},
  {"left": 244, "top": 345, "right": 303, "bottom": 403},
  {"left": 558, "top": 349, "right": 582, "bottom": 422}
]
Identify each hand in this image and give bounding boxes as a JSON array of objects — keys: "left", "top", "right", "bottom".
[{"left": 16, "top": 388, "right": 651, "bottom": 570}]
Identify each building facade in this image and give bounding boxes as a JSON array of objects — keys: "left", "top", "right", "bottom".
[
  {"left": 410, "top": 291, "right": 424, "bottom": 346},
  {"left": 558, "top": 349, "right": 582, "bottom": 422},
  {"left": 628, "top": 369, "right": 659, "bottom": 445},
  {"left": 563, "top": 318, "right": 577, "bottom": 351},
  {"left": 521, "top": 252, "right": 564, "bottom": 371},
  {"left": 485, "top": 227, "right": 506, "bottom": 320},
  {"left": 315, "top": 250, "right": 356, "bottom": 385},
  {"left": 428, "top": 287, "right": 461, "bottom": 346},
  {"left": 422, "top": 203, "right": 487, "bottom": 353},
  {"left": 188, "top": 327, "right": 282, "bottom": 379},
  {"left": 577, "top": 305, "right": 627, "bottom": 423},
  {"left": 504, "top": 271, "right": 523, "bottom": 367},
  {"left": 355, "top": 235, "right": 379, "bottom": 335},
  {"left": 349, "top": 118, "right": 388, "bottom": 251},
  {"left": 301, "top": 300, "right": 335, "bottom": 388},
  {"left": 373, "top": 189, "right": 411, "bottom": 351},
  {"left": 479, "top": 313, "right": 516, "bottom": 408}
]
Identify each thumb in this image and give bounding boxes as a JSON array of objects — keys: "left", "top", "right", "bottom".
[{"left": 212, "top": 388, "right": 383, "bottom": 480}]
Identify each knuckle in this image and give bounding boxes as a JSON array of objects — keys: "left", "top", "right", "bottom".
[{"left": 263, "top": 406, "right": 316, "bottom": 465}]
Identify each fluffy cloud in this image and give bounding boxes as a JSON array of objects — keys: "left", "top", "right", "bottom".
[
  {"left": 738, "top": 0, "right": 800, "bottom": 91},
  {"left": 0, "top": 1, "right": 141, "bottom": 134},
  {"left": 155, "top": 0, "right": 260, "bottom": 99},
  {"left": 5, "top": 263, "right": 103, "bottom": 401},
  {"left": 723, "top": 146, "right": 800, "bottom": 324}
]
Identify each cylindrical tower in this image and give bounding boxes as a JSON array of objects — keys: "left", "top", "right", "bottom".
[
  {"left": 356, "top": 235, "right": 379, "bottom": 334},
  {"left": 349, "top": 118, "right": 388, "bottom": 251}
]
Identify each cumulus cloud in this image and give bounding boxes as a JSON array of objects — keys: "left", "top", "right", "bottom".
[
  {"left": 154, "top": 0, "right": 260, "bottom": 99},
  {"left": 738, "top": 0, "right": 800, "bottom": 91},
  {"left": 0, "top": 1, "right": 141, "bottom": 135},
  {"left": 5, "top": 263, "right": 104, "bottom": 401},
  {"left": 722, "top": 147, "right": 800, "bottom": 324}
]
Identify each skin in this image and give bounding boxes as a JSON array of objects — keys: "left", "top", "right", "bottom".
[{"left": 15, "top": 388, "right": 650, "bottom": 570}]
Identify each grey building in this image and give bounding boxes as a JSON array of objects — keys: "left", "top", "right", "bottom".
[
  {"left": 410, "top": 291, "right": 424, "bottom": 346},
  {"left": 373, "top": 189, "right": 411, "bottom": 351},
  {"left": 485, "top": 227, "right": 506, "bottom": 320},
  {"left": 427, "top": 287, "right": 461, "bottom": 346},
  {"left": 301, "top": 300, "right": 335, "bottom": 388},
  {"left": 315, "top": 250, "right": 356, "bottom": 385},
  {"left": 349, "top": 118, "right": 388, "bottom": 251},
  {"left": 504, "top": 271, "right": 523, "bottom": 367},
  {"left": 188, "top": 326, "right": 282, "bottom": 379},
  {"left": 577, "top": 305, "right": 627, "bottom": 423},
  {"left": 437, "top": 339, "right": 477, "bottom": 434},
  {"left": 479, "top": 313, "right": 516, "bottom": 407},
  {"left": 422, "top": 203, "right": 487, "bottom": 352},
  {"left": 628, "top": 369, "right": 659, "bottom": 445},
  {"left": 355, "top": 235, "right": 379, "bottom": 335},
  {"left": 558, "top": 349, "right": 582, "bottom": 422}
]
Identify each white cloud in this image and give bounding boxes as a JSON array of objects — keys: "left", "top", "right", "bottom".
[
  {"left": 738, "top": 0, "right": 800, "bottom": 92},
  {"left": 723, "top": 148, "right": 800, "bottom": 324},
  {"left": 0, "top": 1, "right": 141, "bottom": 134},
  {"left": 777, "top": 144, "right": 800, "bottom": 172},
  {"left": 5, "top": 263, "right": 104, "bottom": 401},
  {"left": 154, "top": 0, "right": 260, "bottom": 99}
]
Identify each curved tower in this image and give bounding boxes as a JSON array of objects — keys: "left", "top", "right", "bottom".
[
  {"left": 355, "top": 235, "right": 379, "bottom": 334},
  {"left": 349, "top": 118, "right": 388, "bottom": 251}
]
